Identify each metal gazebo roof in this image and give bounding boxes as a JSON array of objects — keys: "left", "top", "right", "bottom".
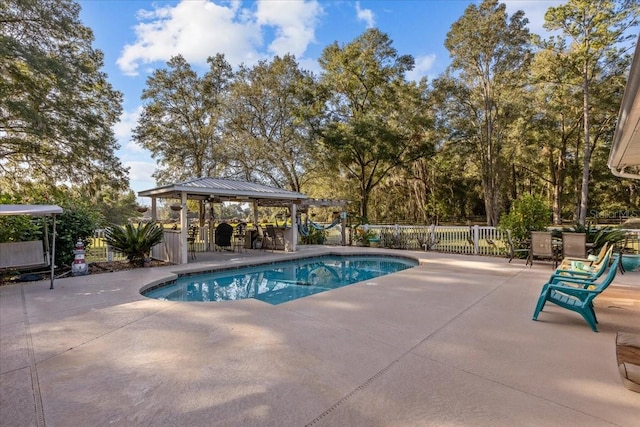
[{"left": 138, "top": 177, "right": 308, "bottom": 204}]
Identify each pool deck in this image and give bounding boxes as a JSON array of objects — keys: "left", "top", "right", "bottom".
[{"left": 1, "top": 246, "right": 639, "bottom": 426}]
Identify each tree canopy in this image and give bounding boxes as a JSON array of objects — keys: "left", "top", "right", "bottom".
[
  {"left": 2, "top": 0, "right": 639, "bottom": 227},
  {"left": 0, "top": 0, "right": 127, "bottom": 195}
]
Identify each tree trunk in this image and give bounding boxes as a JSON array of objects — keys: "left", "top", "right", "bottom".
[{"left": 579, "top": 57, "right": 591, "bottom": 226}]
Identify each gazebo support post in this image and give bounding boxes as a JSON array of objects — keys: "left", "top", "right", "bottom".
[
  {"left": 180, "top": 192, "right": 188, "bottom": 264},
  {"left": 290, "top": 203, "right": 297, "bottom": 252},
  {"left": 151, "top": 198, "right": 157, "bottom": 221},
  {"left": 341, "top": 211, "right": 347, "bottom": 246}
]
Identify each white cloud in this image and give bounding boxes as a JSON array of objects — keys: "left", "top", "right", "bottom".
[
  {"left": 355, "top": 1, "right": 375, "bottom": 28},
  {"left": 504, "top": 1, "right": 564, "bottom": 37},
  {"left": 114, "top": 106, "right": 142, "bottom": 140},
  {"left": 126, "top": 160, "right": 157, "bottom": 183},
  {"left": 255, "top": 0, "right": 322, "bottom": 57},
  {"left": 117, "top": 0, "right": 323, "bottom": 75},
  {"left": 406, "top": 54, "right": 436, "bottom": 82}
]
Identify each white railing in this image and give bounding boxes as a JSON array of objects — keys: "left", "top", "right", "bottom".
[{"left": 89, "top": 226, "right": 639, "bottom": 263}]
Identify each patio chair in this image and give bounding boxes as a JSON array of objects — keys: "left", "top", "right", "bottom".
[
  {"left": 529, "top": 231, "right": 558, "bottom": 268},
  {"left": 214, "top": 222, "right": 233, "bottom": 251},
  {"left": 506, "top": 230, "right": 529, "bottom": 263},
  {"left": 265, "top": 225, "right": 286, "bottom": 251},
  {"left": 232, "top": 223, "right": 246, "bottom": 253},
  {"left": 532, "top": 254, "right": 620, "bottom": 332},
  {"left": 187, "top": 225, "right": 199, "bottom": 260},
  {"left": 561, "top": 232, "right": 587, "bottom": 259}
]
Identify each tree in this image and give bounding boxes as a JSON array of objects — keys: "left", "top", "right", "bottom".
[
  {"left": 134, "top": 54, "right": 234, "bottom": 184},
  {"left": 225, "top": 55, "right": 319, "bottom": 192},
  {"left": 318, "top": 28, "right": 432, "bottom": 219},
  {"left": 438, "top": 0, "right": 532, "bottom": 226},
  {"left": 0, "top": 0, "right": 128, "bottom": 193},
  {"left": 528, "top": 45, "right": 583, "bottom": 224},
  {"left": 543, "top": 0, "right": 640, "bottom": 225}
]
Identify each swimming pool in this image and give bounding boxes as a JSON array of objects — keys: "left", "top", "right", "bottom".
[{"left": 142, "top": 254, "right": 418, "bottom": 304}]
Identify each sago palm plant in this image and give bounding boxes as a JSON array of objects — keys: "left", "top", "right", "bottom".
[{"left": 105, "top": 222, "right": 164, "bottom": 266}]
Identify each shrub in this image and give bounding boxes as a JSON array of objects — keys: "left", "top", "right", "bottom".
[
  {"left": 301, "top": 226, "right": 326, "bottom": 244},
  {"left": 498, "top": 194, "right": 551, "bottom": 242},
  {"left": 104, "top": 222, "right": 164, "bottom": 266},
  {"left": 52, "top": 205, "right": 102, "bottom": 266}
]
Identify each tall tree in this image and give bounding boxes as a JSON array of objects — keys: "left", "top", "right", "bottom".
[
  {"left": 134, "top": 54, "right": 233, "bottom": 184},
  {"left": 528, "top": 45, "right": 583, "bottom": 224},
  {"left": 318, "top": 28, "right": 432, "bottom": 219},
  {"left": 438, "top": 0, "right": 532, "bottom": 226},
  {"left": 543, "top": 0, "right": 640, "bottom": 225},
  {"left": 225, "top": 55, "right": 318, "bottom": 192},
  {"left": 0, "top": 0, "right": 127, "bottom": 193}
]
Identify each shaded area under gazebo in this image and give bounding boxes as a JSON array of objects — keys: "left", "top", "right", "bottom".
[{"left": 138, "top": 177, "right": 347, "bottom": 264}]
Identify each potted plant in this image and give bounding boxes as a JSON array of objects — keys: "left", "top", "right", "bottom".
[
  {"left": 355, "top": 226, "right": 377, "bottom": 247},
  {"left": 368, "top": 232, "right": 381, "bottom": 248}
]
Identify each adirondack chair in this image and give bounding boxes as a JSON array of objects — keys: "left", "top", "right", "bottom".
[
  {"left": 532, "top": 254, "right": 620, "bottom": 332},
  {"left": 557, "top": 242, "right": 609, "bottom": 271},
  {"left": 551, "top": 246, "right": 614, "bottom": 283}
]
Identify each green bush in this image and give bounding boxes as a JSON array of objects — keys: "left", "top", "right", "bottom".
[
  {"left": 301, "top": 226, "right": 326, "bottom": 244},
  {"left": 0, "top": 194, "right": 41, "bottom": 242},
  {"left": 105, "top": 222, "right": 164, "bottom": 266},
  {"left": 499, "top": 194, "right": 551, "bottom": 242},
  {"left": 0, "top": 194, "right": 101, "bottom": 267},
  {"left": 52, "top": 205, "right": 102, "bottom": 266}
]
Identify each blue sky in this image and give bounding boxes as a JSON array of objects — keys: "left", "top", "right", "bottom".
[{"left": 77, "top": 0, "right": 562, "bottom": 196}]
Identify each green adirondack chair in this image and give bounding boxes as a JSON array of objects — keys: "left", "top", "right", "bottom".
[
  {"left": 549, "top": 246, "right": 613, "bottom": 284},
  {"left": 532, "top": 255, "right": 620, "bottom": 332}
]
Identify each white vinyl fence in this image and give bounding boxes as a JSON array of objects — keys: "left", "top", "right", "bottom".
[{"left": 90, "top": 226, "right": 639, "bottom": 264}]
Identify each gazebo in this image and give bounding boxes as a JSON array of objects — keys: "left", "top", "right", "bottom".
[{"left": 138, "top": 177, "right": 308, "bottom": 264}]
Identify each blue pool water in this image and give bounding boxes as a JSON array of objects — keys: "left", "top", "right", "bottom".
[{"left": 142, "top": 255, "right": 418, "bottom": 304}]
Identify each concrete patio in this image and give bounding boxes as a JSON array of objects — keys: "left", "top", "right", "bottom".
[{"left": 1, "top": 247, "right": 639, "bottom": 426}]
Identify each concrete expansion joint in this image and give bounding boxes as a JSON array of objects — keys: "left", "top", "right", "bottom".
[
  {"left": 21, "top": 286, "right": 45, "bottom": 427},
  {"left": 305, "top": 360, "right": 399, "bottom": 426}
]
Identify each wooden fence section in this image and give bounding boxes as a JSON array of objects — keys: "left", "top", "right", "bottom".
[{"left": 152, "top": 230, "right": 181, "bottom": 264}]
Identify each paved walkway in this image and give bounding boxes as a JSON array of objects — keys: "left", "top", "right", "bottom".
[{"left": 1, "top": 248, "right": 639, "bottom": 426}]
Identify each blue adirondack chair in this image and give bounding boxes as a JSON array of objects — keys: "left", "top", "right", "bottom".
[
  {"left": 532, "top": 255, "right": 620, "bottom": 332},
  {"left": 549, "top": 246, "right": 613, "bottom": 284}
]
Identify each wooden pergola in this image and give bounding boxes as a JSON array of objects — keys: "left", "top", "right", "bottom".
[{"left": 138, "top": 177, "right": 309, "bottom": 264}]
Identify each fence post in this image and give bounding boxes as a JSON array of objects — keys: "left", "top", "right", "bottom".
[{"left": 473, "top": 225, "right": 480, "bottom": 254}]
